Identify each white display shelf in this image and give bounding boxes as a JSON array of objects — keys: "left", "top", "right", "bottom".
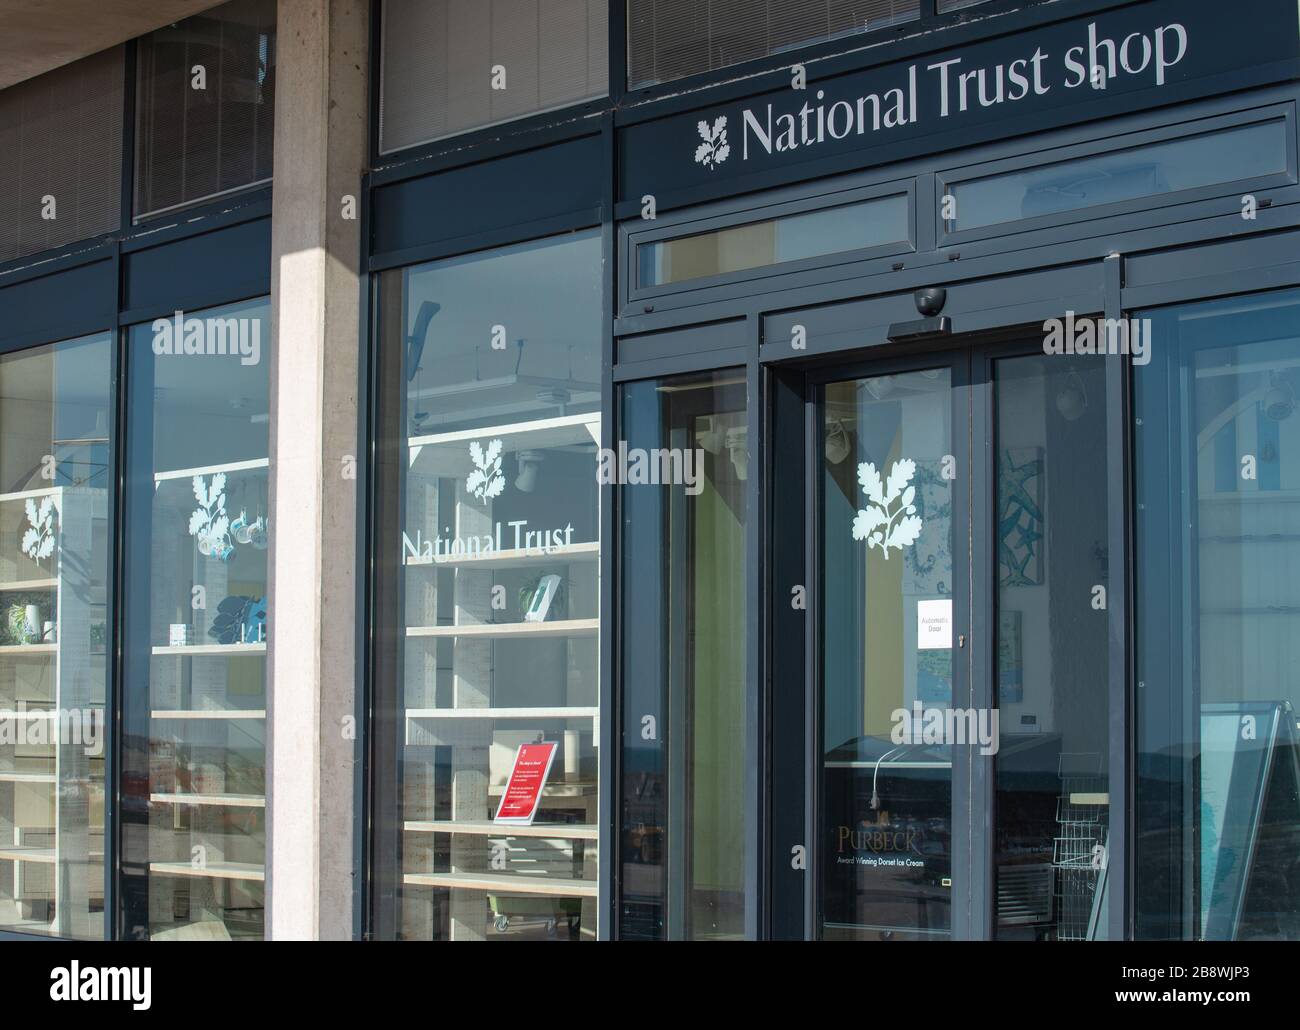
[
  {"left": 0, "top": 846, "right": 56, "bottom": 865},
  {"left": 150, "top": 793, "right": 265, "bottom": 809},
  {"left": 402, "top": 871, "right": 597, "bottom": 897},
  {"left": 407, "top": 414, "right": 601, "bottom": 477},
  {"left": 405, "top": 820, "right": 598, "bottom": 840},
  {"left": 151, "top": 642, "right": 266, "bottom": 656},
  {"left": 150, "top": 709, "right": 266, "bottom": 720},
  {"left": 401, "top": 404, "right": 601, "bottom": 938},
  {"left": 0, "top": 578, "right": 58, "bottom": 593},
  {"left": 405, "top": 541, "right": 599, "bottom": 570},
  {"left": 149, "top": 861, "right": 265, "bottom": 883},
  {"left": 406, "top": 619, "right": 598, "bottom": 640},
  {"left": 1, "top": 476, "right": 106, "bottom": 936},
  {"left": 408, "top": 412, "right": 600, "bottom": 449},
  {"left": 153, "top": 457, "right": 270, "bottom": 484},
  {"left": 407, "top": 706, "right": 598, "bottom": 721},
  {"left": 0, "top": 486, "right": 60, "bottom": 505},
  {"left": 0, "top": 846, "right": 103, "bottom": 864}
]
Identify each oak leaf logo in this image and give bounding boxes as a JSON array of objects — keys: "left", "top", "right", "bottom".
[
  {"left": 852, "top": 458, "right": 923, "bottom": 559},
  {"left": 467, "top": 439, "right": 505, "bottom": 502},
  {"left": 694, "top": 116, "right": 730, "bottom": 169},
  {"left": 21, "top": 497, "right": 56, "bottom": 564}
]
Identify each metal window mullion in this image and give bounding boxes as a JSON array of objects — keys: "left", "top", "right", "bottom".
[
  {"left": 966, "top": 348, "right": 995, "bottom": 940},
  {"left": 1104, "top": 251, "right": 1131, "bottom": 941},
  {"left": 745, "top": 316, "right": 762, "bottom": 939},
  {"left": 104, "top": 241, "right": 127, "bottom": 940}
]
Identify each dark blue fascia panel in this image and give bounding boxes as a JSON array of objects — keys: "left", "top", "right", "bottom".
[
  {"left": 0, "top": 256, "right": 115, "bottom": 353},
  {"left": 370, "top": 133, "right": 604, "bottom": 262},
  {"left": 121, "top": 216, "right": 272, "bottom": 323},
  {"left": 617, "top": 0, "right": 1300, "bottom": 215}
]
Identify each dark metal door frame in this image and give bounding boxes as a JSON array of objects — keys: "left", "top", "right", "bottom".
[{"left": 775, "top": 320, "right": 1124, "bottom": 940}]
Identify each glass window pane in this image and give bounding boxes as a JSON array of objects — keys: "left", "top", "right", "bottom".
[
  {"left": 819, "top": 367, "right": 954, "bottom": 941},
  {"left": 950, "top": 120, "right": 1289, "bottom": 231},
  {"left": 618, "top": 369, "right": 749, "bottom": 940},
  {"left": 0, "top": 333, "right": 112, "bottom": 939},
  {"left": 627, "top": 1, "right": 920, "bottom": 90},
  {"left": 134, "top": 0, "right": 277, "bottom": 218},
  {"left": 993, "top": 353, "right": 1111, "bottom": 940},
  {"left": 380, "top": 0, "right": 609, "bottom": 154},
  {"left": 637, "top": 194, "right": 910, "bottom": 288},
  {"left": 377, "top": 230, "right": 603, "bottom": 940},
  {"left": 1136, "top": 289, "right": 1300, "bottom": 940},
  {"left": 0, "top": 48, "right": 124, "bottom": 262},
  {"left": 121, "top": 298, "right": 271, "bottom": 940}
]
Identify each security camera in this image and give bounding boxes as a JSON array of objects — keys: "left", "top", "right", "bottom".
[{"left": 914, "top": 288, "right": 947, "bottom": 317}]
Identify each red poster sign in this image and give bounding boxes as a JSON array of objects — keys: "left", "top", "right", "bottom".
[{"left": 493, "top": 742, "right": 558, "bottom": 825}]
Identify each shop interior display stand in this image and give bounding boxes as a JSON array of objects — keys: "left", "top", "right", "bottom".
[
  {"left": 147, "top": 458, "right": 268, "bottom": 939},
  {"left": 402, "top": 413, "right": 599, "bottom": 940},
  {"left": 0, "top": 485, "right": 105, "bottom": 936}
]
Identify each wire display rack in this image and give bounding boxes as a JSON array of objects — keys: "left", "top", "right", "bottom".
[{"left": 1052, "top": 752, "right": 1107, "bottom": 941}]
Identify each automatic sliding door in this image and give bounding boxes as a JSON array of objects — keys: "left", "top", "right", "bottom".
[
  {"left": 817, "top": 361, "right": 967, "bottom": 941},
  {"left": 990, "top": 351, "right": 1112, "bottom": 940}
]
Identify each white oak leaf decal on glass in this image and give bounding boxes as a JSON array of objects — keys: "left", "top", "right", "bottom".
[
  {"left": 851, "top": 458, "right": 922, "bottom": 559},
  {"left": 466, "top": 439, "right": 505, "bottom": 502},
  {"left": 694, "top": 115, "right": 730, "bottom": 169},
  {"left": 189, "top": 472, "right": 234, "bottom": 561},
  {"left": 21, "top": 496, "right": 56, "bottom": 564}
]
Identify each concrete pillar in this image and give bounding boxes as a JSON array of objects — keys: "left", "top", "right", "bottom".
[{"left": 265, "top": 0, "right": 368, "bottom": 940}]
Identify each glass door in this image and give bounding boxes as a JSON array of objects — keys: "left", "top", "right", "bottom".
[
  {"left": 802, "top": 337, "right": 1116, "bottom": 941},
  {"left": 814, "top": 356, "right": 970, "bottom": 941}
]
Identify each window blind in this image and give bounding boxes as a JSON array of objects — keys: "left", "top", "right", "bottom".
[
  {"left": 380, "top": 0, "right": 609, "bottom": 155},
  {"left": 0, "top": 46, "right": 124, "bottom": 263},
  {"left": 626, "top": 0, "right": 921, "bottom": 90},
  {"left": 134, "top": 0, "right": 277, "bottom": 219}
]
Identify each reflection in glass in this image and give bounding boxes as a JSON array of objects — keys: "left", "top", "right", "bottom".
[
  {"left": 0, "top": 333, "right": 111, "bottom": 938},
  {"left": 1137, "top": 289, "right": 1300, "bottom": 940},
  {"left": 627, "top": 0, "right": 920, "bottom": 89},
  {"left": 121, "top": 298, "right": 270, "bottom": 940},
  {"left": 993, "top": 354, "right": 1110, "bottom": 940},
  {"left": 820, "top": 368, "right": 953, "bottom": 940},
  {"left": 950, "top": 120, "right": 1287, "bottom": 231},
  {"left": 638, "top": 194, "right": 910, "bottom": 288},
  {"left": 134, "top": 0, "right": 278, "bottom": 217},
  {"left": 377, "top": 231, "right": 602, "bottom": 940},
  {"left": 380, "top": 0, "right": 609, "bottom": 153},
  {"left": 618, "top": 370, "right": 748, "bottom": 940}
]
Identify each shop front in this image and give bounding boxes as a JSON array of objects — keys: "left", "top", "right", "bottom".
[
  {"left": 356, "top": 0, "right": 1300, "bottom": 941},
  {"left": 8, "top": 0, "right": 1297, "bottom": 945},
  {"left": 606, "top": 0, "right": 1300, "bottom": 942}
]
